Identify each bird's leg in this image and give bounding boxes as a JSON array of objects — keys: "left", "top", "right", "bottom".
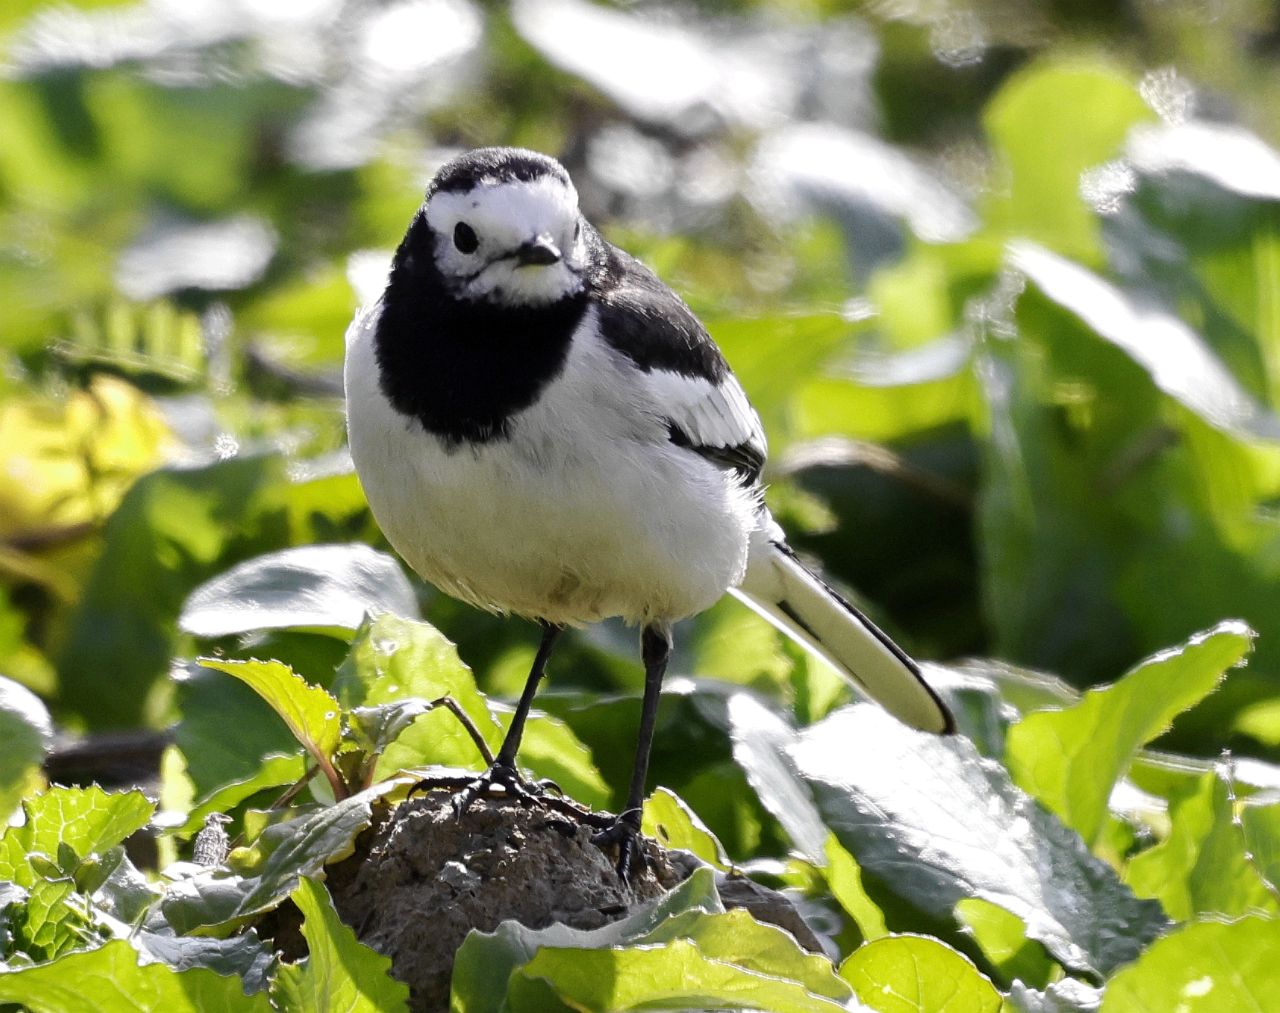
[
  {"left": 450, "top": 621, "right": 563, "bottom": 816},
  {"left": 593, "top": 621, "right": 671, "bottom": 882}
]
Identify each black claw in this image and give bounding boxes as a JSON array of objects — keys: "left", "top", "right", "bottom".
[
  {"left": 449, "top": 762, "right": 548, "bottom": 816},
  {"left": 591, "top": 809, "right": 644, "bottom": 882}
]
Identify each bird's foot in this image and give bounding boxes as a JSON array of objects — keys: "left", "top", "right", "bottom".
[
  {"left": 447, "top": 761, "right": 561, "bottom": 817},
  {"left": 591, "top": 807, "right": 645, "bottom": 883}
]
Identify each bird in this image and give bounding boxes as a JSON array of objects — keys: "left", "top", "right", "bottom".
[{"left": 344, "top": 146, "right": 953, "bottom": 878}]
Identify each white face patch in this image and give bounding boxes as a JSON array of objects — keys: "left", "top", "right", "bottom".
[{"left": 425, "top": 175, "right": 588, "bottom": 305}]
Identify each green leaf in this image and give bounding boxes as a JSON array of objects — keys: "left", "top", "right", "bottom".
[
  {"left": 984, "top": 57, "right": 1153, "bottom": 259},
  {"left": 159, "top": 781, "right": 402, "bottom": 935},
  {"left": 727, "top": 692, "right": 827, "bottom": 863},
  {"left": 1005, "top": 621, "right": 1253, "bottom": 845},
  {"left": 823, "top": 834, "right": 888, "bottom": 942},
  {"left": 334, "top": 614, "right": 502, "bottom": 776},
  {"left": 199, "top": 659, "right": 342, "bottom": 772},
  {"left": 180, "top": 544, "right": 418, "bottom": 639},
  {"left": 0, "top": 674, "right": 52, "bottom": 818},
  {"left": 839, "top": 934, "right": 1002, "bottom": 1013},
  {"left": 1011, "top": 243, "right": 1280, "bottom": 442},
  {"left": 1007, "top": 979, "right": 1103, "bottom": 1013},
  {"left": 508, "top": 939, "right": 853, "bottom": 1013},
  {"left": 133, "top": 930, "right": 276, "bottom": 995},
  {"left": 642, "top": 787, "right": 730, "bottom": 870},
  {"left": 954, "top": 897, "right": 1055, "bottom": 990},
  {"left": 790, "top": 706, "right": 1167, "bottom": 976},
  {"left": 0, "top": 938, "right": 271, "bottom": 1012},
  {"left": 1125, "top": 770, "right": 1279, "bottom": 919},
  {"left": 271, "top": 877, "right": 409, "bottom": 1013},
  {"left": 0, "top": 785, "right": 153, "bottom": 888},
  {"left": 1100, "top": 915, "right": 1280, "bottom": 1012},
  {"left": 451, "top": 867, "right": 724, "bottom": 1012},
  {"left": 1241, "top": 798, "right": 1280, "bottom": 896}
]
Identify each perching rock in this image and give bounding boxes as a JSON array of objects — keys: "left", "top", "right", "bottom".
[
  {"left": 323, "top": 792, "right": 675, "bottom": 1011},
  {"left": 319, "top": 790, "right": 824, "bottom": 1011}
]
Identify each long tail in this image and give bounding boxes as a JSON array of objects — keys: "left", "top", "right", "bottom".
[{"left": 733, "top": 536, "right": 953, "bottom": 734}]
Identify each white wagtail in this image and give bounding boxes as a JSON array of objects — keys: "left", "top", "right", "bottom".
[{"left": 345, "top": 147, "right": 953, "bottom": 877}]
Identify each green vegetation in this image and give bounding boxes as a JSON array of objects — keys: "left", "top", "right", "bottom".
[{"left": 3, "top": 0, "right": 1280, "bottom": 1009}]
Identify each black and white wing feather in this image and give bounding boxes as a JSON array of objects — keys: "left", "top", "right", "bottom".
[{"left": 594, "top": 247, "right": 766, "bottom": 484}]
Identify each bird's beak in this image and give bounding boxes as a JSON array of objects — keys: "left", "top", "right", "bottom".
[{"left": 515, "top": 235, "right": 561, "bottom": 267}]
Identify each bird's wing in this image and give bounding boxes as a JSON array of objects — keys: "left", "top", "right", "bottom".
[{"left": 595, "top": 250, "right": 767, "bottom": 484}]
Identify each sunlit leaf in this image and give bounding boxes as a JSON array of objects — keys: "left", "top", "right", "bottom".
[
  {"left": 0, "top": 674, "right": 52, "bottom": 819},
  {"left": 1005, "top": 621, "right": 1252, "bottom": 845},
  {"left": 1126, "top": 770, "right": 1279, "bottom": 919},
  {"left": 0, "top": 938, "right": 271, "bottom": 1012},
  {"left": 0, "top": 785, "right": 153, "bottom": 888},
  {"left": 333, "top": 614, "right": 502, "bottom": 777},
  {"left": 180, "top": 543, "right": 418, "bottom": 638},
  {"left": 198, "top": 659, "right": 342, "bottom": 770},
  {"left": 1100, "top": 915, "right": 1280, "bottom": 1012},
  {"left": 508, "top": 939, "right": 852, "bottom": 1013},
  {"left": 159, "top": 780, "right": 403, "bottom": 935},
  {"left": 1011, "top": 242, "right": 1280, "bottom": 442},
  {"left": 984, "top": 58, "right": 1153, "bottom": 259},
  {"left": 271, "top": 877, "right": 409, "bottom": 1013},
  {"left": 790, "top": 706, "right": 1167, "bottom": 975},
  {"left": 839, "top": 934, "right": 1002, "bottom": 1013},
  {"left": 642, "top": 787, "right": 730, "bottom": 869},
  {"left": 954, "top": 897, "right": 1055, "bottom": 990}
]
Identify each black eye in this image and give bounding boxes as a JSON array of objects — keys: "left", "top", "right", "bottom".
[
  {"left": 453, "top": 222, "right": 478, "bottom": 254},
  {"left": 574, "top": 221, "right": 581, "bottom": 241}
]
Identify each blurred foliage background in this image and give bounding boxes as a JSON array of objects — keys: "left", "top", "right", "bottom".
[{"left": 4, "top": 0, "right": 1280, "bottom": 801}]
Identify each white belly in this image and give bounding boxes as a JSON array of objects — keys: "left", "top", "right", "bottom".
[{"left": 344, "top": 305, "right": 757, "bottom": 626}]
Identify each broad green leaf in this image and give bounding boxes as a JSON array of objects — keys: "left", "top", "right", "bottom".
[
  {"left": 1005, "top": 621, "right": 1253, "bottom": 845},
  {"left": 334, "top": 614, "right": 502, "bottom": 776},
  {"left": 172, "top": 753, "right": 309, "bottom": 839},
  {"left": 16, "top": 877, "right": 81, "bottom": 961},
  {"left": 954, "top": 898, "right": 1055, "bottom": 990},
  {"left": 1100, "top": 915, "right": 1280, "bottom": 1012},
  {"left": 644, "top": 906, "right": 852, "bottom": 1003},
  {"left": 180, "top": 544, "right": 418, "bottom": 639},
  {"left": 839, "top": 934, "right": 1002, "bottom": 1013},
  {"left": 1010, "top": 243, "right": 1280, "bottom": 442},
  {"left": 1126, "top": 771, "right": 1279, "bottom": 919},
  {"left": 272, "top": 877, "right": 409, "bottom": 1013},
  {"left": 1007, "top": 979, "right": 1103, "bottom": 1013},
  {"left": 173, "top": 659, "right": 318, "bottom": 819},
  {"left": 790, "top": 706, "right": 1167, "bottom": 976},
  {"left": 823, "top": 834, "right": 887, "bottom": 942},
  {"left": 451, "top": 867, "right": 724, "bottom": 1012},
  {"left": 0, "top": 374, "right": 171, "bottom": 542},
  {"left": 508, "top": 939, "right": 854, "bottom": 1013},
  {"left": 0, "top": 938, "right": 271, "bottom": 1012},
  {"left": 133, "top": 930, "right": 276, "bottom": 995},
  {"left": 984, "top": 58, "right": 1153, "bottom": 259},
  {"left": 159, "top": 781, "right": 402, "bottom": 935},
  {"left": 0, "top": 785, "right": 153, "bottom": 887},
  {"left": 727, "top": 692, "right": 826, "bottom": 863},
  {"left": 0, "top": 674, "right": 52, "bottom": 818},
  {"left": 642, "top": 787, "right": 730, "bottom": 870},
  {"left": 199, "top": 659, "right": 342, "bottom": 770},
  {"left": 1241, "top": 799, "right": 1280, "bottom": 895},
  {"left": 346, "top": 699, "right": 433, "bottom": 757}
]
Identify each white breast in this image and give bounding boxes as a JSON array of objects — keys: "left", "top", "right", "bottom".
[{"left": 343, "top": 304, "right": 759, "bottom": 626}]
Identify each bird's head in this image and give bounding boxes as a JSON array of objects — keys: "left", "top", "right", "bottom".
[{"left": 418, "top": 147, "right": 590, "bottom": 306}]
